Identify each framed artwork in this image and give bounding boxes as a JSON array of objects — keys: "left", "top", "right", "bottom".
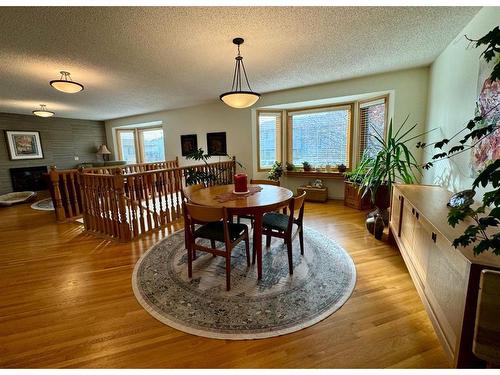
[
  {"left": 470, "top": 57, "right": 500, "bottom": 177},
  {"left": 4, "top": 130, "right": 44, "bottom": 160},
  {"left": 206, "top": 132, "right": 227, "bottom": 156},
  {"left": 180, "top": 134, "right": 198, "bottom": 156}
]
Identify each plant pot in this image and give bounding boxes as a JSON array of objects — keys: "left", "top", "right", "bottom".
[
  {"left": 303, "top": 167, "right": 312, "bottom": 172},
  {"left": 374, "top": 184, "right": 391, "bottom": 210}
]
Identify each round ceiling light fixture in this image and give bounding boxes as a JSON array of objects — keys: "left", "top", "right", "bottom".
[
  {"left": 50, "top": 71, "right": 84, "bottom": 93},
  {"left": 32, "top": 104, "right": 55, "bottom": 117},
  {"left": 219, "top": 37, "right": 260, "bottom": 109}
]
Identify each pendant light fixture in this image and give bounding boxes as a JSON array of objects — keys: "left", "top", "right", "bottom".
[
  {"left": 32, "top": 104, "right": 55, "bottom": 117},
  {"left": 31, "top": 104, "right": 55, "bottom": 117},
  {"left": 50, "top": 71, "right": 84, "bottom": 93},
  {"left": 219, "top": 38, "right": 260, "bottom": 108}
]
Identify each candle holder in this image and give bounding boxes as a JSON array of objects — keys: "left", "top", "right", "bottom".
[{"left": 233, "top": 173, "right": 249, "bottom": 194}]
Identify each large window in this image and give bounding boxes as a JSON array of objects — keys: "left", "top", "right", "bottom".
[
  {"left": 358, "top": 97, "right": 387, "bottom": 160},
  {"left": 116, "top": 127, "right": 165, "bottom": 164},
  {"left": 257, "top": 111, "right": 282, "bottom": 170},
  {"left": 287, "top": 105, "right": 353, "bottom": 168}
]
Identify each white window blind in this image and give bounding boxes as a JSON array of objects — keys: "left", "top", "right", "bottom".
[
  {"left": 358, "top": 98, "right": 387, "bottom": 160},
  {"left": 257, "top": 112, "right": 282, "bottom": 170}
]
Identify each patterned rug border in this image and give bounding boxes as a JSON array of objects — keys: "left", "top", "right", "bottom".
[{"left": 131, "top": 226, "right": 357, "bottom": 340}]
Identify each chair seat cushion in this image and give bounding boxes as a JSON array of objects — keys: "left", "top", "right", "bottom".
[
  {"left": 262, "top": 212, "right": 290, "bottom": 231},
  {"left": 194, "top": 221, "right": 247, "bottom": 242}
]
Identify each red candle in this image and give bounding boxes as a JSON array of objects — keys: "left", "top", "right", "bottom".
[{"left": 234, "top": 173, "right": 248, "bottom": 193}]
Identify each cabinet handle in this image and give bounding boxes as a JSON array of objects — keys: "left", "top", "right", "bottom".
[
  {"left": 416, "top": 212, "right": 420, "bottom": 220},
  {"left": 431, "top": 232, "right": 437, "bottom": 243},
  {"left": 412, "top": 207, "right": 415, "bottom": 215}
]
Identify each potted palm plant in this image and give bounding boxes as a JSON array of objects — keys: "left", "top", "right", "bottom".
[{"left": 352, "top": 118, "right": 427, "bottom": 211}]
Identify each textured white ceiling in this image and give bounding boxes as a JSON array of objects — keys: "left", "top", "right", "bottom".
[{"left": 0, "top": 6, "right": 479, "bottom": 121}]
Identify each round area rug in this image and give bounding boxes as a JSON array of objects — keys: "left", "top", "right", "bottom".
[
  {"left": 30, "top": 198, "right": 54, "bottom": 211},
  {"left": 132, "top": 226, "right": 356, "bottom": 340}
]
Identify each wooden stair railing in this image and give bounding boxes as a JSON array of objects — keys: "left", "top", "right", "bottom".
[
  {"left": 46, "top": 158, "right": 179, "bottom": 223},
  {"left": 77, "top": 158, "right": 236, "bottom": 241}
]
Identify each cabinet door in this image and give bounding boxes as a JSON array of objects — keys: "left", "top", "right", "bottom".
[
  {"left": 400, "top": 200, "right": 416, "bottom": 251},
  {"left": 390, "top": 188, "right": 402, "bottom": 236},
  {"left": 425, "top": 231, "right": 470, "bottom": 355},
  {"left": 410, "top": 213, "right": 431, "bottom": 286}
]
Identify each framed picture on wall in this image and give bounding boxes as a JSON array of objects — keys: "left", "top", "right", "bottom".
[
  {"left": 4, "top": 130, "right": 44, "bottom": 160},
  {"left": 206, "top": 132, "right": 227, "bottom": 156},
  {"left": 180, "top": 134, "right": 198, "bottom": 156}
]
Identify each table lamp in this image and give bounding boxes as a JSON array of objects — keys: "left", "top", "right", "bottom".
[{"left": 96, "top": 144, "right": 111, "bottom": 162}]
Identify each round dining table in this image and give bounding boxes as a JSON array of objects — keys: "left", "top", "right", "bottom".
[{"left": 188, "top": 183, "right": 293, "bottom": 280}]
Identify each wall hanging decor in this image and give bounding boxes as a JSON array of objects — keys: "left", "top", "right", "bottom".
[
  {"left": 5, "top": 130, "right": 44, "bottom": 160},
  {"left": 180, "top": 134, "right": 198, "bottom": 156},
  {"left": 206, "top": 132, "right": 227, "bottom": 156}
]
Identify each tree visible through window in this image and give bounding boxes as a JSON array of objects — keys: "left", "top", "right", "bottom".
[{"left": 288, "top": 106, "right": 352, "bottom": 168}]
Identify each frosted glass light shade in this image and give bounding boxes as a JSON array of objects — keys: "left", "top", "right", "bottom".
[
  {"left": 32, "top": 104, "right": 54, "bottom": 117},
  {"left": 50, "top": 80, "right": 84, "bottom": 93},
  {"left": 219, "top": 91, "right": 260, "bottom": 108}
]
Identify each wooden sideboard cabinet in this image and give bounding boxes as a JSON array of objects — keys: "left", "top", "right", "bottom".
[{"left": 389, "top": 184, "right": 500, "bottom": 368}]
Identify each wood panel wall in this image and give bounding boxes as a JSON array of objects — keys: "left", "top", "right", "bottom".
[{"left": 0, "top": 112, "right": 106, "bottom": 194}]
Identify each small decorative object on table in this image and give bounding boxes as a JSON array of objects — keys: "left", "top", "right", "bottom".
[
  {"left": 447, "top": 189, "right": 476, "bottom": 208},
  {"left": 233, "top": 173, "right": 249, "bottom": 194}
]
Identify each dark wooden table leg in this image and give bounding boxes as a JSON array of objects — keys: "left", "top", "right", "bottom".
[{"left": 253, "top": 212, "right": 263, "bottom": 280}]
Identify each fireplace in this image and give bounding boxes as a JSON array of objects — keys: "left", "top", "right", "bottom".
[{"left": 10, "top": 166, "right": 48, "bottom": 192}]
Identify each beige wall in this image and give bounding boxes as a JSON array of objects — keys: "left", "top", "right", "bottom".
[
  {"left": 422, "top": 7, "right": 500, "bottom": 199},
  {"left": 105, "top": 66, "right": 430, "bottom": 199}
]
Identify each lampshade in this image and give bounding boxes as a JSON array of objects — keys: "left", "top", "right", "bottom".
[
  {"left": 50, "top": 71, "right": 84, "bottom": 93},
  {"left": 219, "top": 38, "right": 260, "bottom": 109},
  {"left": 220, "top": 91, "right": 261, "bottom": 109},
  {"left": 32, "top": 104, "right": 55, "bottom": 117},
  {"left": 96, "top": 144, "right": 111, "bottom": 155}
]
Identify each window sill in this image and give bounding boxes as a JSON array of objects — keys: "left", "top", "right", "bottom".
[{"left": 284, "top": 170, "right": 346, "bottom": 179}]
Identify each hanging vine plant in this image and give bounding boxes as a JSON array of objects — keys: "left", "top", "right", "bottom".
[{"left": 419, "top": 26, "right": 500, "bottom": 255}]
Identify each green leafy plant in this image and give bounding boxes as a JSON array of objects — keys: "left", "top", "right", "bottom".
[
  {"left": 420, "top": 26, "right": 500, "bottom": 255},
  {"left": 354, "top": 118, "right": 428, "bottom": 206},
  {"left": 302, "top": 161, "right": 312, "bottom": 171},
  {"left": 268, "top": 161, "right": 284, "bottom": 181},
  {"left": 285, "top": 162, "right": 295, "bottom": 171},
  {"left": 345, "top": 152, "right": 374, "bottom": 184},
  {"left": 184, "top": 148, "right": 243, "bottom": 186}
]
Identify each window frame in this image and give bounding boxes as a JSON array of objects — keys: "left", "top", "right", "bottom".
[
  {"left": 256, "top": 110, "right": 283, "bottom": 172},
  {"left": 357, "top": 94, "right": 389, "bottom": 163},
  {"left": 116, "top": 126, "right": 165, "bottom": 164},
  {"left": 285, "top": 102, "right": 355, "bottom": 173}
]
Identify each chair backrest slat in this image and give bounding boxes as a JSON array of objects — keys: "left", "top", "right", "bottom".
[
  {"left": 184, "top": 202, "right": 224, "bottom": 223},
  {"left": 250, "top": 179, "right": 280, "bottom": 187}
]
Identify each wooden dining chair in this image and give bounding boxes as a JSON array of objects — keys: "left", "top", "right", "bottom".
[
  {"left": 237, "top": 179, "right": 281, "bottom": 225},
  {"left": 183, "top": 201, "right": 250, "bottom": 291},
  {"left": 255, "top": 191, "right": 307, "bottom": 275}
]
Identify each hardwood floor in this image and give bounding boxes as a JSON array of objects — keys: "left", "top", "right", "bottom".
[{"left": 0, "top": 198, "right": 451, "bottom": 368}]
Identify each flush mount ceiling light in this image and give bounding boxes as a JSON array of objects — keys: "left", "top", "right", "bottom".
[
  {"left": 50, "top": 71, "right": 84, "bottom": 93},
  {"left": 219, "top": 38, "right": 261, "bottom": 109},
  {"left": 32, "top": 104, "right": 55, "bottom": 117}
]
